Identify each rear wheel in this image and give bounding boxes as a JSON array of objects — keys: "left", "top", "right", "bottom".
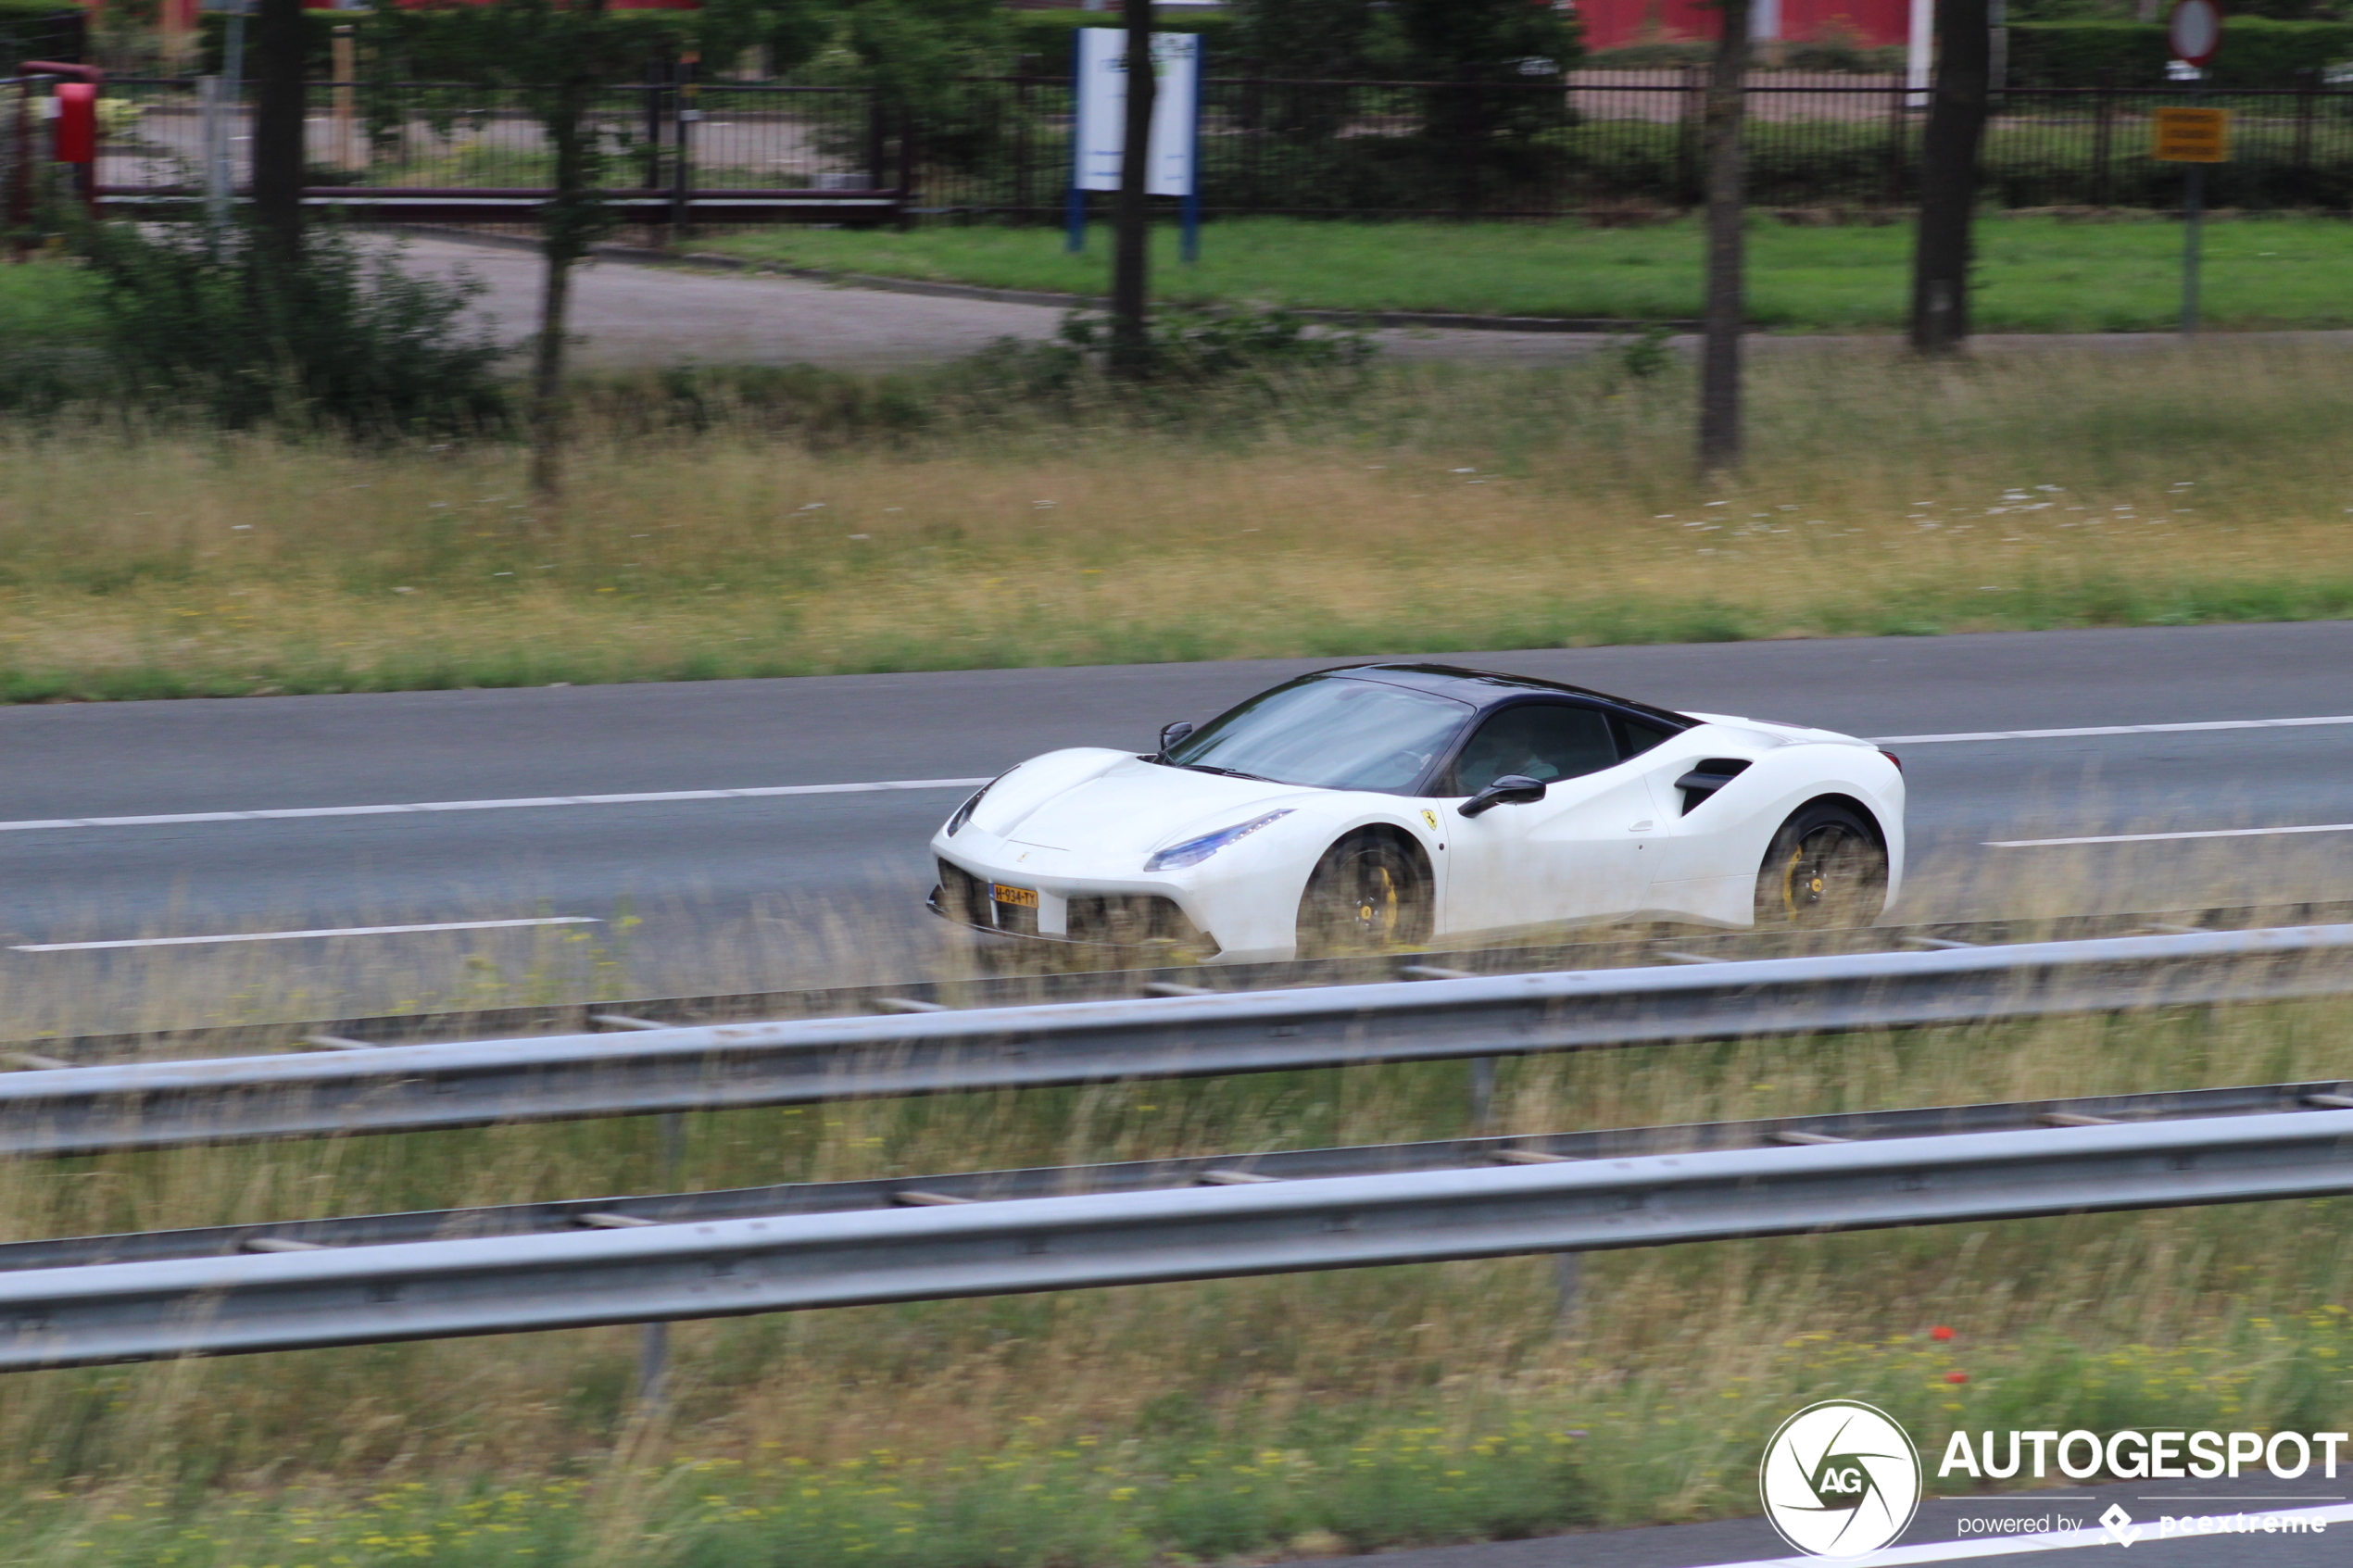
[
  {"left": 1296, "top": 833, "right": 1429, "bottom": 958},
  {"left": 1754, "top": 803, "right": 1887, "bottom": 929}
]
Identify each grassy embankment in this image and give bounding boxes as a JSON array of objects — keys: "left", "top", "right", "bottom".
[
  {"left": 698, "top": 213, "right": 2353, "bottom": 332},
  {"left": 3, "top": 334, "right": 2353, "bottom": 701},
  {"left": 0, "top": 880, "right": 2348, "bottom": 1565}
]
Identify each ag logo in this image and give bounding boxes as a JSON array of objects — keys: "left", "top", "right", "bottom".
[{"left": 1758, "top": 1400, "right": 1921, "bottom": 1558}]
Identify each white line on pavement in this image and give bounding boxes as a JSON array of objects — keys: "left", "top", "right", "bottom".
[
  {"left": 0, "top": 778, "right": 994, "bottom": 834},
  {"left": 11, "top": 917, "right": 601, "bottom": 953},
  {"left": 1873, "top": 715, "right": 2353, "bottom": 745},
  {"left": 1987, "top": 823, "right": 2353, "bottom": 848},
  {"left": 1707, "top": 1499, "right": 2353, "bottom": 1566}
]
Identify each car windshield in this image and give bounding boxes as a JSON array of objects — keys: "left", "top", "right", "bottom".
[{"left": 1162, "top": 676, "right": 1474, "bottom": 792}]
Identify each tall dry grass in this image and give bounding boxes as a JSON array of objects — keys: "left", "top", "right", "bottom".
[{"left": 3, "top": 341, "right": 2351, "bottom": 701}]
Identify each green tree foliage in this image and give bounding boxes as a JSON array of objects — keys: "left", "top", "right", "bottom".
[{"left": 1232, "top": 0, "right": 1582, "bottom": 80}]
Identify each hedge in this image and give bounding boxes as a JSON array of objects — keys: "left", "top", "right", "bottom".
[
  {"left": 193, "top": 7, "right": 714, "bottom": 77},
  {"left": 1, "top": 2, "right": 82, "bottom": 68},
  {"left": 2008, "top": 19, "right": 2353, "bottom": 88}
]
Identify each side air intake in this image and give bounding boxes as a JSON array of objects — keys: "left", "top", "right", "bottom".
[{"left": 1675, "top": 758, "right": 1753, "bottom": 814}]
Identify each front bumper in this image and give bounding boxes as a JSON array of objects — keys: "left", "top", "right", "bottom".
[{"left": 928, "top": 857, "right": 1221, "bottom": 957}]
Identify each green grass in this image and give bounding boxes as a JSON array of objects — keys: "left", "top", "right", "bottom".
[
  {"left": 0, "top": 257, "right": 101, "bottom": 345},
  {"left": 698, "top": 213, "right": 2353, "bottom": 332}
]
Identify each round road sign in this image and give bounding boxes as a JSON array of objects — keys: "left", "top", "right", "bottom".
[{"left": 2169, "top": 0, "right": 2222, "bottom": 67}]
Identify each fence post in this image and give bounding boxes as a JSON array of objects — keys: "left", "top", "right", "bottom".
[
  {"left": 1243, "top": 71, "right": 1264, "bottom": 213},
  {"left": 2091, "top": 69, "right": 2113, "bottom": 208},
  {"left": 670, "top": 53, "right": 697, "bottom": 241},
  {"left": 1013, "top": 74, "right": 1031, "bottom": 219},
  {"left": 640, "top": 51, "right": 664, "bottom": 194},
  {"left": 2293, "top": 67, "right": 2318, "bottom": 199},
  {"left": 1883, "top": 71, "right": 1907, "bottom": 207},
  {"left": 1679, "top": 65, "right": 1706, "bottom": 208},
  {"left": 898, "top": 100, "right": 916, "bottom": 229},
  {"left": 199, "top": 74, "right": 230, "bottom": 228},
  {"left": 7, "top": 82, "right": 31, "bottom": 249}
]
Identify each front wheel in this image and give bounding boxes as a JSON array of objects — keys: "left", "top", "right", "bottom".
[
  {"left": 1296, "top": 833, "right": 1430, "bottom": 958},
  {"left": 1754, "top": 803, "right": 1887, "bottom": 929}
]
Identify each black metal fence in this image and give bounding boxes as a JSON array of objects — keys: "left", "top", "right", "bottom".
[{"left": 74, "top": 71, "right": 2353, "bottom": 220}]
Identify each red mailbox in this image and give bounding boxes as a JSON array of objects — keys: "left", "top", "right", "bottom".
[{"left": 52, "top": 81, "right": 97, "bottom": 165}]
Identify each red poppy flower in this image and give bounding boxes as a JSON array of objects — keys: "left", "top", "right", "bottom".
[
  {"left": 1944, "top": 1371, "right": 1969, "bottom": 1385},
  {"left": 1931, "top": 1325, "right": 1956, "bottom": 1342}
]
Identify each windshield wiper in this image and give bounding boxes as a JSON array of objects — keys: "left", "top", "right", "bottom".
[{"left": 1180, "top": 763, "right": 1275, "bottom": 783}]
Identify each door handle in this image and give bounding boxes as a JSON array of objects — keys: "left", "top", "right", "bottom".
[{"left": 1629, "top": 820, "right": 1655, "bottom": 833}]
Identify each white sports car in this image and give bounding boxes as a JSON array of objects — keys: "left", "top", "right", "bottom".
[{"left": 929, "top": 663, "right": 1906, "bottom": 963}]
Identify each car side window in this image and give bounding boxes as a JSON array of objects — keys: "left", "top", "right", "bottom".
[
  {"left": 1617, "top": 716, "right": 1676, "bottom": 758},
  {"left": 1449, "top": 704, "right": 1619, "bottom": 795}
]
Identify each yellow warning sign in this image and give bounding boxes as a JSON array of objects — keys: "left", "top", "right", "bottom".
[{"left": 2152, "top": 107, "right": 2231, "bottom": 163}]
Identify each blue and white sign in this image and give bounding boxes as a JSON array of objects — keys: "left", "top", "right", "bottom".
[{"left": 1072, "top": 29, "right": 1201, "bottom": 197}]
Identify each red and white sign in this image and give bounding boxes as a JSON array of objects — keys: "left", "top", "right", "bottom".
[{"left": 2168, "top": 0, "right": 2223, "bottom": 68}]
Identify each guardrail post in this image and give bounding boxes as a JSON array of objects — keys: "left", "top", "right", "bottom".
[
  {"left": 1554, "top": 1250, "right": 1582, "bottom": 1330},
  {"left": 1467, "top": 1056, "right": 1496, "bottom": 1128},
  {"left": 635, "top": 1110, "right": 685, "bottom": 1410}
]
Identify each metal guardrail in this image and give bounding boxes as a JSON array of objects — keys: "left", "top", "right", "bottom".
[
  {"left": 6, "top": 1093, "right": 2350, "bottom": 1369},
  {"left": 13, "top": 1077, "right": 2346, "bottom": 1274},
  {"left": 22, "top": 898, "right": 2353, "bottom": 1070},
  {"left": 4, "top": 924, "right": 2351, "bottom": 1160}
]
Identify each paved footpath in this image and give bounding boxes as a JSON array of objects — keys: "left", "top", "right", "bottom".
[{"left": 388, "top": 233, "right": 2353, "bottom": 371}]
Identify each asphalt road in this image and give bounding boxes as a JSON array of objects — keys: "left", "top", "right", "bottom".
[
  {"left": 1296, "top": 1474, "right": 2352, "bottom": 1568},
  {"left": 4, "top": 621, "right": 2352, "bottom": 1006},
  {"left": 390, "top": 235, "right": 2353, "bottom": 370}
]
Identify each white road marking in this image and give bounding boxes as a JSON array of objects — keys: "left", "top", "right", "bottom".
[
  {"left": 1988, "top": 822, "right": 2353, "bottom": 848},
  {"left": 0, "top": 778, "right": 993, "bottom": 834},
  {"left": 12, "top": 917, "right": 599, "bottom": 953},
  {"left": 1708, "top": 1499, "right": 2353, "bottom": 1565},
  {"left": 1873, "top": 715, "right": 2353, "bottom": 745}
]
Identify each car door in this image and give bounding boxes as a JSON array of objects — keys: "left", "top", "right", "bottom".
[{"left": 1439, "top": 701, "right": 1671, "bottom": 935}]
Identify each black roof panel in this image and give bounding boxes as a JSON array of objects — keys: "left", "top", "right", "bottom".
[{"left": 1319, "top": 663, "right": 1697, "bottom": 731}]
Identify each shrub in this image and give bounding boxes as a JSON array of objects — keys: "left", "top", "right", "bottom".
[
  {"left": 2007, "top": 19, "right": 2353, "bottom": 88},
  {"left": 73, "top": 220, "right": 510, "bottom": 434}
]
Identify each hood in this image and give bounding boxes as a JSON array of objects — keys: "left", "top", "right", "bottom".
[{"left": 997, "top": 755, "right": 1312, "bottom": 857}]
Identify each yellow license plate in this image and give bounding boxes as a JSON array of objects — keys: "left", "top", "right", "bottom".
[{"left": 991, "top": 884, "right": 1038, "bottom": 909}]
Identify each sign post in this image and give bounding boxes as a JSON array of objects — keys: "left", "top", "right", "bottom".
[
  {"left": 2159, "top": 0, "right": 2225, "bottom": 335},
  {"left": 1066, "top": 29, "right": 1202, "bottom": 261}
]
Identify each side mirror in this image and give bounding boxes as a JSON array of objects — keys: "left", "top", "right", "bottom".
[
  {"left": 1457, "top": 773, "right": 1547, "bottom": 819},
  {"left": 1158, "top": 721, "right": 1196, "bottom": 755}
]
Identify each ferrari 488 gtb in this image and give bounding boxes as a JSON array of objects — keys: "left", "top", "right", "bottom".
[{"left": 930, "top": 663, "right": 1905, "bottom": 962}]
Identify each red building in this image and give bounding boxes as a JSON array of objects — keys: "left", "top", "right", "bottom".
[{"left": 1571, "top": 0, "right": 1919, "bottom": 52}]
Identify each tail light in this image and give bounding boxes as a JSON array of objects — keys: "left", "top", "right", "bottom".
[{"left": 1880, "top": 749, "right": 1903, "bottom": 773}]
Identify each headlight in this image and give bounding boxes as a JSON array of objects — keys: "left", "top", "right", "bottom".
[
  {"left": 1144, "top": 809, "right": 1293, "bottom": 872},
  {"left": 945, "top": 780, "right": 995, "bottom": 837}
]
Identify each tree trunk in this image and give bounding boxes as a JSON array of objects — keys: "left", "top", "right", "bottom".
[
  {"left": 250, "top": 0, "right": 306, "bottom": 260},
  {"left": 1911, "top": 0, "right": 1991, "bottom": 354},
  {"left": 529, "top": 85, "right": 596, "bottom": 505},
  {"left": 528, "top": 245, "right": 574, "bottom": 502},
  {"left": 1110, "top": 0, "right": 1156, "bottom": 376},
  {"left": 1696, "top": 0, "right": 1751, "bottom": 477}
]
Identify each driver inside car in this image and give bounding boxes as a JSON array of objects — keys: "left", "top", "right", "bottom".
[{"left": 1452, "top": 706, "right": 1617, "bottom": 795}]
